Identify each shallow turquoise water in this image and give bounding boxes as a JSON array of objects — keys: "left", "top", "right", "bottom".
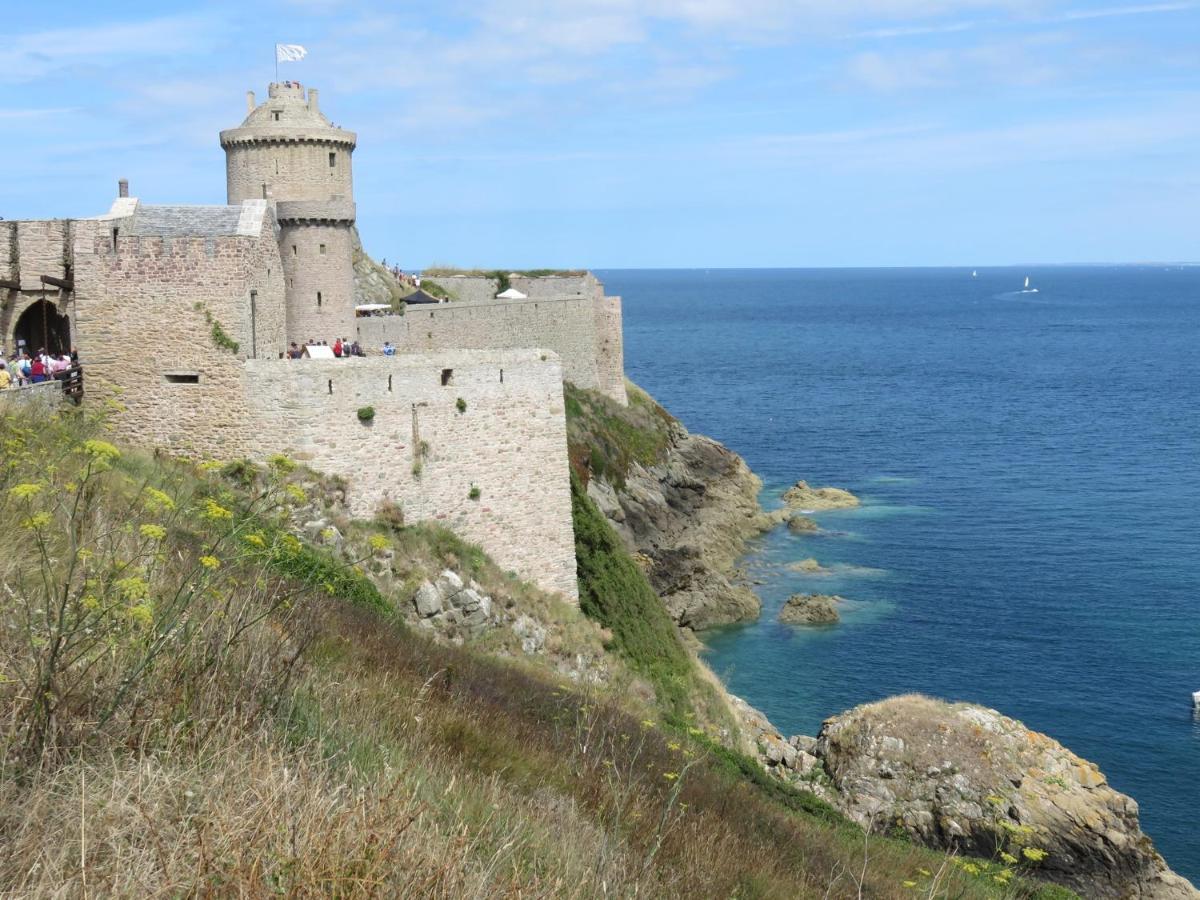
[{"left": 599, "top": 266, "right": 1200, "bottom": 882}]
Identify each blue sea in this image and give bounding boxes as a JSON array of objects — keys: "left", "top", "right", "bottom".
[{"left": 598, "top": 267, "right": 1200, "bottom": 883}]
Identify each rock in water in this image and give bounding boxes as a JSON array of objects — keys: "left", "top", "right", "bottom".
[
  {"left": 814, "top": 695, "right": 1198, "bottom": 899},
  {"left": 782, "top": 480, "right": 859, "bottom": 510},
  {"left": 787, "top": 514, "right": 820, "bottom": 533},
  {"left": 779, "top": 594, "right": 842, "bottom": 625}
]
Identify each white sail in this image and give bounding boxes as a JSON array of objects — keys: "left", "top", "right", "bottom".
[{"left": 1024, "top": 276, "right": 1030, "bottom": 289}]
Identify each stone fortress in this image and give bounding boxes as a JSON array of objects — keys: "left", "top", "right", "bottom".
[{"left": 0, "top": 81, "right": 631, "bottom": 601}]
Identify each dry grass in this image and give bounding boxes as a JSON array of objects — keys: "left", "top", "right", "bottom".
[{"left": 0, "top": 407, "right": 1065, "bottom": 898}]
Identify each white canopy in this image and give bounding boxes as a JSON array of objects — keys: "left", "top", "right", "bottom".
[
  {"left": 496, "top": 288, "right": 528, "bottom": 300},
  {"left": 355, "top": 303, "right": 392, "bottom": 312},
  {"left": 302, "top": 344, "right": 336, "bottom": 359}
]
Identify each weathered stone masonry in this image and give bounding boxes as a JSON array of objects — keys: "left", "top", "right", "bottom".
[
  {"left": 242, "top": 352, "right": 578, "bottom": 599},
  {"left": 358, "top": 290, "right": 627, "bottom": 405},
  {"left": 1, "top": 79, "right": 629, "bottom": 602}
]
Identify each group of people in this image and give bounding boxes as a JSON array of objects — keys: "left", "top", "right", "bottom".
[
  {"left": 379, "top": 258, "right": 419, "bottom": 289},
  {"left": 0, "top": 347, "right": 79, "bottom": 390},
  {"left": 286, "top": 337, "right": 366, "bottom": 359}
]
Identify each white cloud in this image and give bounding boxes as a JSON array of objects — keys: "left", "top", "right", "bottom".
[{"left": 0, "top": 14, "right": 219, "bottom": 83}]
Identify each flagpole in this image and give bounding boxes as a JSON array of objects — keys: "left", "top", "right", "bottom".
[{"left": 274, "top": 44, "right": 278, "bottom": 83}]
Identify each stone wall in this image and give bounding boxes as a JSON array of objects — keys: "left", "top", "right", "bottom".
[
  {"left": 242, "top": 351, "right": 578, "bottom": 599},
  {"left": 225, "top": 140, "right": 354, "bottom": 205},
  {"left": 0, "top": 379, "right": 64, "bottom": 409},
  {"left": 71, "top": 218, "right": 286, "bottom": 455},
  {"left": 0, "top": 220, "right": 75, "bottom": 354},
  {"left": 356, "top": 293, "right": 627, "bottom": 405},
  {"left": 279, "top": 221, "right": 356, "bottom": 345},
  {"left": 422, "top": 273, "right": 600, "bottom": 304}
]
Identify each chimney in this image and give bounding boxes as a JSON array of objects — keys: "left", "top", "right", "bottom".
[
  {"left": 118, "top": 178, "right": 129, "bottom": 198},
  {"left": 307, "top": 88, "right": 319, "bottom": 114},
  {"left": 246, "top": 90, "right": 256, "bottom": 114}
]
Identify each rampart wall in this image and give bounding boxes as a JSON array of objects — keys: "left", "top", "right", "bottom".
[
  {"left": 71, "top": 221, "right": 286, "bottom": 454},
  {"left": 356, "top": 293, "right": 627, "bottom": 405},
  {"left": 0, "top": 220, "right": 75, "bottom": 353},
  {"left": 242, "top": 352, "right": 578, "bottom": 599}
]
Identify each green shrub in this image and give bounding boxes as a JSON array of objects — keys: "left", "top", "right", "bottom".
[
  {"left": 357, "top": 406, "right": 375, "bottom": 423},
  {"left": 468, "top": 485, "right": 481, "bottom": 501},
  {"left": 456, "top": 397, "right": 467, "bottom": 414},
  {"left": 570, "top": 470, "right": 692, "bottom": 716}
]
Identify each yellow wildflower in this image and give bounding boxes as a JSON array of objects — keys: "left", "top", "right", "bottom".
[
  {"left": 1000, "top": 851, "right": 1018, "bottom": 865},
  {"left": 662, "top": 772, "right": 678, "bottom": 781},
  {"left": 368, "top": 534, "right": 390, "bottom": 552},
  {"left": 139, "top": 523, "right": 167, "bottom": 541},
  {"left": 1022, "top": 847, "right": 1047, "bottom": 862},
  {"left": 198, "top": 460, "right": 224, "bottom": 473},
  {"left": 243, "top": 532, "right": 266, "bottom": 547},
  {"left": 81, "top": 439, "right": 121, "bottom": 462},
  {"left": 21, "top": 512, "right": 52, "bottom": 530},
  {"left": 116, "top": 576, "right": 150, "bottom": 601},
  {"left": 285, "top": 484, "right": 307, "bottom": 504},
  {"left": 902, "top": 881, "right": 917, "bottom": 888},
  {"left": 8, "top": 483, "right": 42, "bottom": 500},
  {"left": 199, "top": 555, "right": 221, "bottom": 570},
  {"left": 641, "top": 719, "right": 655, "bottom": 729},
  {"left": 144, "top": 488, "right": 176, "bottom": 511},
  {"left": 267, "top": 454, "right": 296, "bottom": 473},
  {"left": 127, "top": 602, "right": 154, "bottom": 627},
  {"left": 201, "top": 498, "right": 233, "bottom": 520}
]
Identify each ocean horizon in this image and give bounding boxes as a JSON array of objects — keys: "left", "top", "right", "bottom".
[{"left": 601, "top": 265, "right": 1200, "bottom": 884}]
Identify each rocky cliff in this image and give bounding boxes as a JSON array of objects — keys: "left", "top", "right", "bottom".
[
  {"left": 820, "top": 696, "right": 1194, "bottom": 898},
  {"left": 569, "top": 383, "right": 777, "bottom": 630},
  {"left": 351, "top": 227, "right": 406, "bottom": 309}
]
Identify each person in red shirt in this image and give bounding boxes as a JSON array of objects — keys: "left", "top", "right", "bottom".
[
  {"left": 30, "top": 357, "right": 46, "bottom": 383},
  {"left": 333, "top": 338, "right": 343, "bottom": 358}
]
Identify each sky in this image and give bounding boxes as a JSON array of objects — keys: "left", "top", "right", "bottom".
[{"left": 2, "top": 0, "right": 1198, "bottom": 268}]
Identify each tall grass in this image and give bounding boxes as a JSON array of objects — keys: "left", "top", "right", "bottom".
[{"left": 0, "top": 407, "right": 1068, "bottom": 898}]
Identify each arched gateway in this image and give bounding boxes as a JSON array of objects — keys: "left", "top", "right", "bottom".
[{"left": 13, "top": 299, "right": 71, "bottom": 355}]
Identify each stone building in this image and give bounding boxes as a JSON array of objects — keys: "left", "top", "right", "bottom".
[
  {"left": 0, "top": 80, "right": 630, "bottom": 601},
  {"left": 220, "top": 83, "right": 358, "bottom": 346}
]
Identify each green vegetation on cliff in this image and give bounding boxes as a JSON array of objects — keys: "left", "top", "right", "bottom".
[
  {"left": 571, "top": 469, "right": 697, "bottom": 719},
  {"left": 0, "top": 405, "right": 1068, "bottom": 898},
  {"left": 565, "top": 380, "right": 673, "bottom": 488}
]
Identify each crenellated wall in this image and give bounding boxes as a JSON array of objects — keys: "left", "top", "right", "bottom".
[
  {"left": 356, "top": 292, "right": 627, "bottom": 405},
  {"left": 243, "top": 352, "right": 578, "bottom": 599},
  {"left": 71, "top": 218, "right": 287, "bottom": 454}
]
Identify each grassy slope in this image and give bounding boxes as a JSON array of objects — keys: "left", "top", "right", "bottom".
[{"left": 0, "top": 404, "right": 1069, "bottom": 898}]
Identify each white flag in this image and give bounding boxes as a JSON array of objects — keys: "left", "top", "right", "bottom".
[{"left": 276, "top": 44, "right": 307, "bottom": 63}]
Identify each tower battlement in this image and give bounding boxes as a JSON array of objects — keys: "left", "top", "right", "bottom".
[{"left": 222, "top": 84, "right": 357, "bottom": 345}]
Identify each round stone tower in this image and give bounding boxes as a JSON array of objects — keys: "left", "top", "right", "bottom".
[{"left": 220, "top": 82, "right": 358, "bottom": 345}]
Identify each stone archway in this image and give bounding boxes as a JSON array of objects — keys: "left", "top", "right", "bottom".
[{"left": 14, "top": 299, "right": 71, "bottom": 356}]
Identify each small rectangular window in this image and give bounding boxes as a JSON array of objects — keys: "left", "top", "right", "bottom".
[
  {"left": 440, "top": 368, "right": 453, "bottom": 386},
  {"left": 328, "top": 152, "right": 336, "bottom": 167},
  {"left": 317, "top": 291, "right": 322, "bottom": 307},
  {"left": 292, "top": 244, "right": 297, "bottom": 256},
  {"left": 164, "top": 373, "right": 200, "bottom": 384},
  {"left": 272, "top": 110, "right": 281, "bottom": 121},
  {"left": 319, "top": 244, "right": 326, "bottom": 255}
]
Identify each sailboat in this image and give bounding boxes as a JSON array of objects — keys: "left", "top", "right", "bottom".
[
  {"left": 972, "top": 270, "right": 978, "bottom": 278},
  {"left": 1021, "top": 275, "right": 1039, "bottom": 294}
]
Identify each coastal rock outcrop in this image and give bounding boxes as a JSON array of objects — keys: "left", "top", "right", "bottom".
[
  {"left": 787, "top": 514, "right": 820, "bottom": 534},
  {"left": 812, "top": 694, "right": 1198, "bottom": 899},
  {"left": 582, "top": 390, "right": 776, "bottom": 630},
  {"left": 782, "top": 480, "right": 859, "bottom": 511},
  {"left": 779, "top": 594, "right": 842, "bottom": 625}
]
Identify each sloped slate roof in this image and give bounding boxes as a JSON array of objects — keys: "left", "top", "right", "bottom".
[
  {"left": 131, "top": 205, "right": 243, "bottom": 237},
  {"left": 129, "top": 204, "right": 260, "bottom": 238}
]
